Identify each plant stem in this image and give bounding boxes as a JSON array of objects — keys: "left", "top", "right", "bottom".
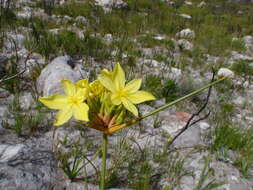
[
  {"left": 107, "top": 76, "right": 227, "bottom": 134},
  {"left": 141, "top": 76, "right": 226, "bottom": 119},
  {"left": 100, "top": 133, "right": 108, "bottom": 190}
]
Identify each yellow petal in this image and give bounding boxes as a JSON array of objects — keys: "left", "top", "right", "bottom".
[
  {"left": 73, "top": 103, "right": 89, "bottom": 121},
  {"left": 101, "top": 69, "right": 113, "bottom": 79},
  {"left": 98, "top": 75, "right": 116, "bottom": 92},
  {"left": 39, "top": 94, "right": 68, "bottom": 110},
  {"left": 75, "top": 87, "right": 88, "bottom": 101},
  {"left": 125, "top": 78, "right": 142, "bottom": 93},
  {"left": 113, "top": 63, "right": 125, "bottom": 90},
  {"left": 111, "top": 93, "right": 121, "bottom": 105},
  {"left": 54, "top": 105, "right": 73, "bottom": 126},
  {"left": 128, "top": 91, "right": 156, "bottom": 104},
  {"left": 90, "top": 80, "right": 104, "bottom": 95},
  {"left": 61, "top": 79, "right": 76, "bottom": 96},
  {"left": 121, "top": 97, "right": 138, "bottom": 117},
  {"left": 76, "top": 78, "right": 89, "bottom": 89}
]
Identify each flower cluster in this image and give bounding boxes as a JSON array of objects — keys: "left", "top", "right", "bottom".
[{"left": 39, "top": 63, "right": 155, "bottom": 132}]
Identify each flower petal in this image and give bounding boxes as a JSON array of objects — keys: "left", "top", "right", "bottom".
[
  {"left": 61, "top": 79, "right": 76, "bottom": 96},
  {"left": 121, "top": 97, "right": 138, "bottom": 117},
  {"left": 113, "top": 63, "right": 125, "bottom": 90},
  {"left": 125, "top": 78, "right": 142, "bottom": 93},
  {"left": 101, "top": 69, "right": 113, "bottom": 79},
  {"left": 54, "top": 105, "right": 73, "bottom": 126},
  {"left": 73, "top": 103, "right": 89, "bottom": 121},
  {"left": 75, "top": 87, "right": 88, "bottom": 101},
  {"left": 76, "top": 78, "right": 89, "bottom": 89},
  {"left": 98, "top": 75, "right": 116, "bottom": 92},
  {"left": 39, "top": 94, "right": 68, "bottom": 110},
  {"left": 128, "top": 91, "right": 156, "bottom": 104},
  {"left": 111, "top": 93, "right": 121, "bottom": 105}
]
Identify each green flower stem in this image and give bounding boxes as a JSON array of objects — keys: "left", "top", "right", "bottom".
[
  {"left": 100, "top": 133, "right": 108, "bottom": 190},
  {"left": 109, "top": 76, "right": 227, "bottom": 134},
  {"left": 140, "top": 76, "right": 227, "bottom": 120}
]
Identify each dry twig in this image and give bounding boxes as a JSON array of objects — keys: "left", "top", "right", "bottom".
[{"left": 168, "top": 70, "right": 216, "bottom": 147}]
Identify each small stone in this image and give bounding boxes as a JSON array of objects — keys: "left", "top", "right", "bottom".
[
  {"left": 217, "top": 68, "right": 234, "bottom": 78},
  {"left": 178, "top": 14, "right": 192, "bottom": 19},
  {"left": 231, "top": 51, "right": 253, "bottom": 61},
  {"left": 176, "top": 28, "right": 195, "bottom": 39},
  {"left": 233, "top": 96, "right": 245, "bottom": 105},
  {"left": 184, "top": 1, "right": 192, "bottom": 5},
  {"left": 153, "top": 98, "right": 166, "bottom": 108},
  {"left": 4, "top": 33, "right": 25, "bottom": 51},
  {"left": 153, "top": 35, "right": 166, "bottom": 40},
  {"left": 197, "top": 1, "right": 206, "bottom": 8},
  {"left": 49, "top": 28, "right": 60, "bottom": 35},
  {"left": 16, "top": 11, "right": 31, "bottom": 19},
  {"left": 167, "top": 67, "right": 182, "bottom": 82},
  {"left": 198, "top": 122, "right": 210, "bottom": 130},
  {"left": 19, "top": 92, "right": 34, "bottom": 110},
  {"left": 75, "top": 16, "right": 87, "bottom": 24},
  {"left": 178, "top": 39, "right": 193, "bottom": 51},
  {"left": 104, "top": 33, "right": 113, "bottom": 44},
  {"left": 0, "top": 144, "right": 25, "bottom": 162},
  {"left": 95, "top": 0, "right": 127, "bottom": 12}
]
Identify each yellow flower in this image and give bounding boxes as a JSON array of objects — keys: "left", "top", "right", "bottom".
[
  {"left": 89, "top": 80, "right": 105, "bottom": 96},
  {"left": 101, "top": 69, "right": 113, "bottom": 79},
  {"left": 98, "top": 63, "right": 155, "bottom": 116},
  {"left": 75, "top": 78, "right": 89, "bottom": 89},
  {"left": 76, "top": 79, "right": 105, "bottom": 97},
  {"left": 39, "top": 79, "right": 89, "bottom": 126}
]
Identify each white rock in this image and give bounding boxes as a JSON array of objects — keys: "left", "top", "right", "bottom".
[
  {"left": 168, "top": 67, "right": 182, "bottom": 81},
  {"left": 95, "top": 0, "right": 126, "bottom": 7},
  {"left": 178, "top": 39, "right": 193, "bottom": 51},
  {"left": 153, "top": 35, "right": 166, "bottom": 40},
  {"left": 17, "top": 48, "right": 29, "bottom": 58},
  {"left": 37, "top": 56, "right": 89, "bottom": 96},
  {"left": 16, "top": 11, "right": 31, "bottom": 19},
  {"left": 142, "top": 48, "right": 153, "bottom": 57},
  {"left": 217, "top": 68, "right": 235, "bottom": 78},
  {"left": 103, "top": 33, "right": 113, "bottom": 44},
  {"left": 184, "top": 1, "right": 192, "bottom": 5},
  {"left": 95, "top": 0, "right": 127, "bottom": 12},
  {"left": 75, "top": 16, "right": 87, "bottom": 24},
  {"left": 143, "top": 59, "right": 160, "bottom": 67},
  {"left": 197, "top": 1, "right": 206, "bottom": 8},
  {"left": 242, "top": 35, "right": 253, "bottom": 47},
  {"left": 19, "top": 92, "right": 34, "bottom": 110},
  {"left": 231, "top": 51, "right": 253, "bottom": 61},
  {"left": 0, "top": 106, "right": 9, "bottom": 118},
  {"left": 18, "top": 55, "right": 45, "bottom": 77},
  {"left": 0, "top": 144, "right": 25, "bottom": 162},
  {"left": 49, "top": 28, "right": 60, "bottom": 35},
  {"left": 4, "top": 33, "right": 25, "bottom": 51},
  {"left": 176, "top": 28, "right": 195, "bottom": 39},
  {"left": 206, "top": 54, "right": 220, "bottom": 64},
  {"left": 233, "top": 96, "right": 245, "bottom": 105},
  {"left": 178, "top": 14, "right": 192, "bottom": 19},
  {"left": 198, "top": 122, "right": 210, "bottom": 130}
]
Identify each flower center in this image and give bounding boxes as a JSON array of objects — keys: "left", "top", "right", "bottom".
[
  {"left": 117, "top": 90, "right": 127, "bottom": 98},
  {"left": 68, "top": 96, "right": 80, "bottom": 105}
]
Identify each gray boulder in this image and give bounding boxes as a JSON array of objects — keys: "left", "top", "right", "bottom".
[
  {"left": 0, "top": 135, "right": 58, "bottom": 190},
  {"left": 4, "top": 33, "right": 25, "bottom": 52},
  {"left": 37, "top": 56, "right": 89, "bottom": 96}
]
